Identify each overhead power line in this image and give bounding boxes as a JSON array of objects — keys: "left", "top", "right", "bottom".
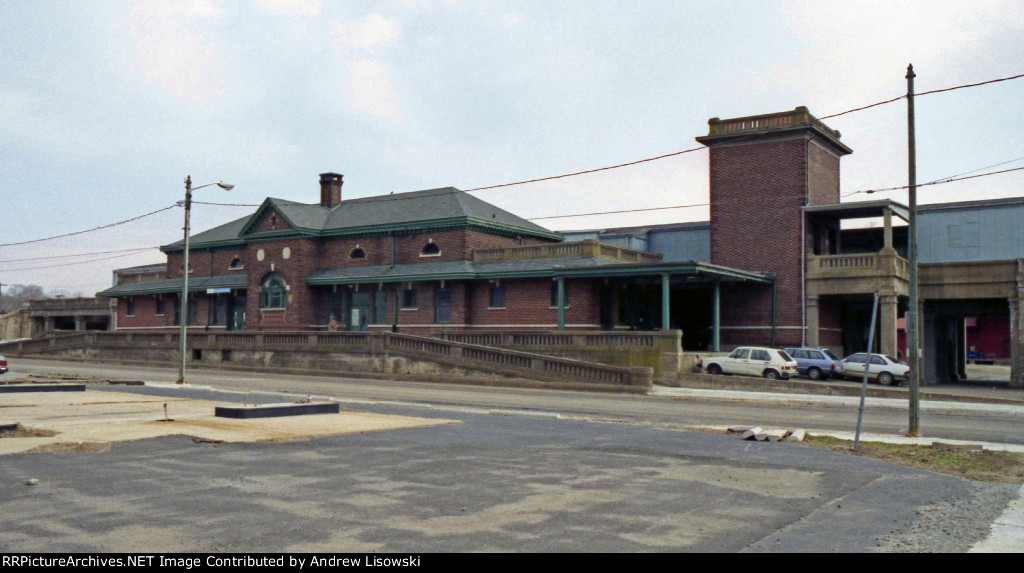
[
  {"left": 0, "top": 204, "right": 179, "bottom": 248},
  {"left": 843, "top": 165, "right": 1024, "bottom": 198},
  {"left": 463, "top": 147, "right": 707, "bottom": 192},
  {"left": 471, "top": 72, "right": 1024, "bottom": 193},
  {"left": 821, "top": 72, "right": 1024, "bottom": 120},
  {"left": 0, "top": 247, "right": 158, "bottom": 264},
  {"left": 4, "top": 71, "right": 1022, "bottom": 249},
  {"left": 6, "top": 159, "right": 1022, "bottom": 266},
  {"left": 0, "top": 251, "right": 152, "bottom": 273}
]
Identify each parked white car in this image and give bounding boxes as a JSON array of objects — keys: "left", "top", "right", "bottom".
[
  {"left": 841, "top": 353, "right": 909, "bottom": 386},
  {"left": 702, "top": 347, "right": 799, "bottom": 380}
]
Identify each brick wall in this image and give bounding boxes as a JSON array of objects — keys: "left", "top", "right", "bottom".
[
  {"left": 807, "top": 140, "right": 842, "bottom": 206},
  {"left": 706, "top": 129, "right": 845, "bottom": 348},
  {"left": 252, "top": 209, "right": 290, "bottom": 234},
  {"left": 465, "top": 278, "right": 599, "bottom": 328},
  {"left": 320, "top": 236, "right": 393, "bottom": 267},
  {"left": 116, "top": 293, "right": 232, "bottom": 330}
]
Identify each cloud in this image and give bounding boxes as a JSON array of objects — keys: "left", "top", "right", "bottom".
[
  {"left": 255, "top": 0, "right": 323, "bottom": 15},
  {"left": 762, "top": 0, "right": 1024, "bottom": 110},
  {"left": 123, "top": 0, "right": 224, "bottom": 106},
  {"left": 331, "top": 13, "right": 401, "bottom": 50},
  {"left": 346, "top": 59, "right": 404, "bottom": 123}
]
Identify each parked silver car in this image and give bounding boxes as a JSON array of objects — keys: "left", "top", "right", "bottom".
[{"left": 841, "top": 353, "right": 909, "bottom": 386}]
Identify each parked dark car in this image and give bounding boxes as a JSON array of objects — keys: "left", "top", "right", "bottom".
[{"left": 783, "top": 347, "right": 844, "bottom": 380}]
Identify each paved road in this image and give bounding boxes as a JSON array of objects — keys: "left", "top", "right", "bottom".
[
  {"left": 9, "top": 358, "right": 1024, "bottom": 446},
  {"left": 1, "top": 381, "right": 1016, "bottom": 552}
]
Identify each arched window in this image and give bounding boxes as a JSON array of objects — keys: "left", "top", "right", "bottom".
[
  {"left": 350, "top": 248, "right": 366, "bottom": 260},
  {"left": 260, "top": 275, "right": 286, "bottom": 309},
  {"left": 421, "top": 242, "right": 440, "bottom": 256},
  {"left": 229, "top": 257, "right": 243, "bottom": 270}
]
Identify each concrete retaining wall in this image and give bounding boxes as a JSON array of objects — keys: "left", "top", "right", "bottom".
[{"left": 2, "top": 331, "right": 653, "bottom": 392}]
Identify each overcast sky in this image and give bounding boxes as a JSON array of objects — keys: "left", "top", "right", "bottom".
[{"left": 1, "top": 0, "right": 1022, "bottom": 295}]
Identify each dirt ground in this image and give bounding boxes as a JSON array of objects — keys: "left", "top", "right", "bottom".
[{"left": 0, "top": 389, "right": 457, "bottom": 456}]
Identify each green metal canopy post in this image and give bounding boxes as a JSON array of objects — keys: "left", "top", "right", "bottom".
[
  {"left": 556, "top": 277, "right": 565, "bottom": 331},
  {"left": 661, "top": 274, "right": 671, "bottom": 330}
]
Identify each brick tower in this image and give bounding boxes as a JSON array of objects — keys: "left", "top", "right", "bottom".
[{"left": 696, "top": 106, "right": 852, "bottom": 347}]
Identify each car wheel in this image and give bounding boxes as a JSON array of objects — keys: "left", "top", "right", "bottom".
[
  {"left": 707, "top": 364, "right": 723, "bottom": 375},
  {"left": 763, "top": 369, "right": 780, "bottom": 380},
  {"left": 807, "top": 367, "right": 822, "bottom": 381},
  {"left": 878, "top": 371, "right": 895, "bottom": 386}
]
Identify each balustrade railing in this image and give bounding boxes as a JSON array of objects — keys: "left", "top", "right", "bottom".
[{"left": 0, "top": 330, "right": 651, "bottom": 388}]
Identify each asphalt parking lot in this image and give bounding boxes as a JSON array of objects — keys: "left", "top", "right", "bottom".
[{"left": 0, "top": 384, "right": 1017, "bottom": 552}]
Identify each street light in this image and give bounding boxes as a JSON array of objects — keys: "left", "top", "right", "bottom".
[{"left": 177, "top": 175, "right": 234, "bottom": 385}]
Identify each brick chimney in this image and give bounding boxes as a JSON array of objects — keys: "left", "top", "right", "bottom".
[{"left": 319, "top": 172, "right": 343, "bottom": 208}]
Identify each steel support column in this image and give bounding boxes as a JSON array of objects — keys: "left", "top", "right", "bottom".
[
  {"left": 556, "top": 277, "right": 565, "bottom": 331},
  {"left": 661, "top": 274, "right": 670, "bottom": 331}
]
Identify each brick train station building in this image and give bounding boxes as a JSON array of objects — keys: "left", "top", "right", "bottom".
[{"left": 98, "top": 106, "right": 1024, "bottom": 386}]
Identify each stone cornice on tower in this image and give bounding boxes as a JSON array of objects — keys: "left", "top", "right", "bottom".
[{"left": 696, "top": 106, "right": 852, "bottom": 157}]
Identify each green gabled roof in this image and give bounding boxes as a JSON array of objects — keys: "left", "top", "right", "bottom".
[
  {"left": 96, "top": 274, "right": 248, "bottom": 298},
  {"left": 239, "top": 197, "right": 331, "bottom": 236},
  {"left": 163, "top": 187, "right": 561, "bottom": 252},
  {"left": 322, "top": 188, "right": 554, "bottom": 236},
  {"left": 163, "top": 214, "right": 253, "bottom": 252}
]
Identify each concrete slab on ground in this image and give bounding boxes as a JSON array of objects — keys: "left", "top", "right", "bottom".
[{"left": 0, "top": 389, "right": 457, "bottom": 456}]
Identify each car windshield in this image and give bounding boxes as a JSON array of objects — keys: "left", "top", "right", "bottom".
[
  {"left": 824, "top": 349, "right": 840, "bottom": 361},
  {"left": 776, "top": 350, "right": 793, "bottom": 361}
]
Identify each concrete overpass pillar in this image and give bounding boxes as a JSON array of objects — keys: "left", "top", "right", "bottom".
[
  {"left": 957, "top": 317, "right": 967, "bottom": 380},
  {"left": 1011, "top": 296, "right": 1023, "bottom": 389},
  {"left": 805, "top": 296, "right": 819, "bottom": 348},
  {"left": 711, "top": 281, "right": 720, "bottom": 352},
  {"left": 880, "top": 294, "right": 898, "bottom": 358}
]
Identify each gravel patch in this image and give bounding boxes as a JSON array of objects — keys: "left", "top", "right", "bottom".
[{"left": 875, "top": 481, "right": 1018, "bottom": 552}]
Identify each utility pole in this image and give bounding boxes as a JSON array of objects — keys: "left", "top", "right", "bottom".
[
  {"left": 855, "top": 293, "right": 880, "bottom": 451},
  {"left": 178, "top": 175, "right": 193, "bottom": 385},
  {"left": 0, "top": 282, "right": 7, "bottom": 314},
  {"left": 906, "top": 64, "right": 922, "bottom": 436}
]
